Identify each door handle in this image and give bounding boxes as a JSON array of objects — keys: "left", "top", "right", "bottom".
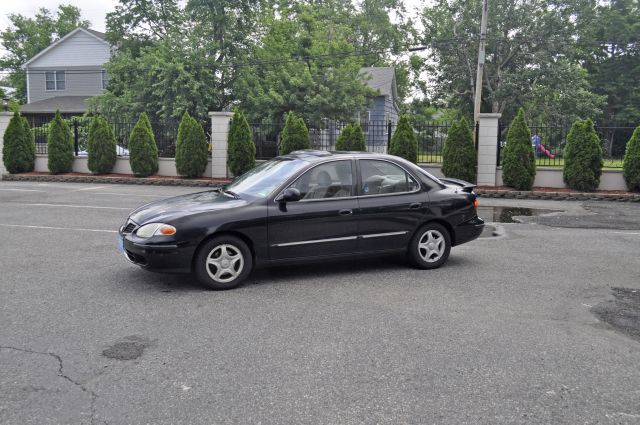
[
  {"left": 409, "top": 203, "right": 422, "bottom": 210},
  {"left": 339, "top": 209, "right": 353, "bottom": 216}
]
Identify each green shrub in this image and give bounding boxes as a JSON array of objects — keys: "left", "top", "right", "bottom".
[
  {"left": 2, "top": 111, "right": 35, "bottom": 174},
  {"left": 47, "top": 110, "right": 74, "bottom": 174},
  {"left": 563, "top": 119, "right": 603, "bottom": 191},
  {"left": 227, "top": 110, "right": 256, "bottom": 176},
  {"left": 336, "top": 122, "right": 366, "bottom": 151},
  {"left": 87, "top": 116, "right": 117, "bottom": 174},
  {"left": 128, "top": 112, "right": 159, "bottom": 177},
  {"left": 622, "top": 125, "right": 640, "bottom": 192},
  {"left": 176, "top": 112, "right": 208, "bottom": 178},
  {"left": 279, "top": 112, "right": 310, "bottom": 155},
  {"left": 441, "top": 117, "right": 476, "bottom": 183},
  {"left": 389, "top": 115, "right": 418, "bottom": 163},
  {"left": 501, "top": 108, "right": 536, "bottom": 190}
]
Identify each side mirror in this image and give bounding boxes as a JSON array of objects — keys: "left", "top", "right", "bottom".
[{"left": 276, "top": 187, "right": 301, "bottom": 203}]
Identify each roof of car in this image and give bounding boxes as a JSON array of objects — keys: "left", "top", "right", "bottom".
[{"left": 282, "top": 150, "right": 391, "bottom": 162}]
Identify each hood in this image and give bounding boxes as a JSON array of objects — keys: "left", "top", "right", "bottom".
[{"left": 129, "top": 190, "right": 247, "bottom": 224}]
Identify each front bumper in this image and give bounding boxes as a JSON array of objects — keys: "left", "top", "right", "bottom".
[
  {"left": 453, "top": 216, "right": 485, "bottom": 246},
  {"left": 121, "top": 235, "right": 194, "bottom": 273}
]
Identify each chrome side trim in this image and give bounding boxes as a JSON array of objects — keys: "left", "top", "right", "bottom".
[
  {"left": 360, "top": 231, "right": 408, "bottom": 239},
  {"left": 272, "top": 236, "right": 358, "bottom": 247}
]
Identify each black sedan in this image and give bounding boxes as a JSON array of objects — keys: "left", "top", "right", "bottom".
[{"left": 118, "top": 151, "right": 484, "bottom": 289}]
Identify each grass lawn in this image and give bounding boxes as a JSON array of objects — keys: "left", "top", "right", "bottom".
[
  {"left": 418, "top": 154, "right": 443, "bottom": 164},
  {"left": 417, "top": 154, "right": 623, "bottom": 170}
]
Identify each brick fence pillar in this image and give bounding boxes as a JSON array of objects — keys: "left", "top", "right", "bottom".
[
  {"left": 476, "top": 113, "right": 501, "bottom": 186},
  {"left": 209, "top": 111, "right": 234, "bottom": 179},
  {"left": 0, "top": 112, "right": 12, "bottom": 179}
]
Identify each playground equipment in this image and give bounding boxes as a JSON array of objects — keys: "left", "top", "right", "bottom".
[{"left": 531, "top": 134, "right": 556, "bottom": 159}]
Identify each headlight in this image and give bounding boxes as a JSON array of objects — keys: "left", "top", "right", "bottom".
[{"left": 136, "top": 223, "right": 177, "bottom": 238}]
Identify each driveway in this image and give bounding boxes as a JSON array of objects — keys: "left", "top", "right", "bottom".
[{"left": 0, "top": 181, "right": 639, "bottom": 424}]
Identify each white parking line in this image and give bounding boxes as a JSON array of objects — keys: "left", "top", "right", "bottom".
[
  {"left": 0, "top": 188, "right": 47, "bottom": 192},
  {"left": 94, "top": 192, "right": 164, "bottom": 198},
  {"left": 0, "top": 223, "right": 117, "bottom": 233},
  {"left": 3, "top": 203, "right": 130, "bottom": 210},
  {"left": 69, "top": 186, "right": 108, "bottom": 192},
  {"left": 611, "top": 231, "right": 640, "bottom": 235}
]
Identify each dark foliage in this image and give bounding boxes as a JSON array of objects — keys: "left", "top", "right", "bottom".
[
  {"left": 563, "top": 119, "right": 603, "bottom": 191},
  {"left": 87, "top": 116, "right": 117, "bottom": 174},
  {"left": 622, "top": 125, "right": 640, "bottom": 192},
  {"left": 501, "top": 108, "right": 536, "bottom": 190},
  {"left": 47, "top": 110, "right": 74, "bottom": 174},
  {"left": 388, "top": 115, "right": 417, "bottom": 163},
  {"left": 441, "top": 117, "right": 476, "bottom": 182},
  {"left": 2, "top": 111, "right": 35, "bottom": 173},
  {"left": 279, "top": 112, "right": 310, "bottom": 155},
  {"left": 176, "top": 111, "right": 208, "bottom": 178},
  {"left": 335, "top": 122, "right": 366, "bottom": 151},
  {"left": 227, "top": 110, "right": 256, "bottom": 176},
  {"left": 128, "top": 112, "right": 159, "bottom": 177}
]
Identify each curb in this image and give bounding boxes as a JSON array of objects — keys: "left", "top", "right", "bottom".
[
  {"left": 476, "top": 189, "right": 640, "bottom": 203},
  {"left": 2, "top": 174, "right": 229, "bottom": 187}
]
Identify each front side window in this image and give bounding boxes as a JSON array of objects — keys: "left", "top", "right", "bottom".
[
  {"left": 288, "top": 160, "right": 353, "bottom": 200},
  {"left": 45, "top": 71, "right": 65, "bottom": 91},
  {"left": 360, "top": 159, "right": 419, "bottom": 195},
  {"left": 225, "top": 158, "right": 307, "bottom": 199}
]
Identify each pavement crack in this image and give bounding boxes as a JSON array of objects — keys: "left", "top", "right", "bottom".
[{"left": 0, "top": 345, "right": 99, "bottom": 425}]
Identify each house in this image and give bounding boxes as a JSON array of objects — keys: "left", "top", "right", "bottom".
[
  {"left": 359, "top": 66, "right": 400, "bottom": 125},
  {"left": 20, "top": 28, "right": 111, "bottom": 119}
]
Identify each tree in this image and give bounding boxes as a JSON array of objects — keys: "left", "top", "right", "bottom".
[
  {"left": 501, "top": 108, "right": 536, "bottom": 190},
  {"left": 279, "top": 112, "right": 310, "bottom": 155},
  {"left": 623, "top": 126, "right": 640, "bottom": 192},
  {"left": 388, "top": 115, "right": 417, "bottom": 163},
  {"left": 176, "top": 111, "right": 208, "bottom": 178},
  {"left": 441, "top": 117, "right": 476, "bottom": 183},
  {"left": 227, "top": 110, "right": 256, "bottom": 176},
  {"left": 0, "top": 5, "right": 89, "bottom": 102},
  {"left": 87, "top": 116, "right": 117, "bottom": 174},
  {"left": 2, "top": 111, "right": 35, "bottom": 173},
  {"left": 335, "top": 123, "right": 366, "bottom": 151},
  {"left": 47, "top": 111, "right": 74, "bottom": 174},
  {"left": 419, "top": 0, "right": 605, "bottom": 124},
  {"left": 128, "top": 112, "right": 159, "bottom": 177},
  {"left": 563, "top": 119, "right": 603, "bottom": 191}
]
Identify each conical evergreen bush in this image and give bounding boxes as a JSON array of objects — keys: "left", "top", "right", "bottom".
[
  {"left": 563, "top": 119, "right": 603, "bottom": 191},
  {"left": 623, "top": 126, "right": 640, "bottom": 192},
  {"left": 227, "top": 110, "right": 256, "bottom": 176},
  {"left": 175, "top": 112, "right": 208, "bottom": 178},
  {"left": 441, "top": 117, "right": 476, "bottom": 182},
  {"left": 279, "top": 112, "right": 310, "bottom": 155},
  {"left": 47, "top": 110, "right": 74, "bottom": 174},
  {"left": 87, "top": 116, "right": 117, "bottom": 174},
  {"left": 389, "top": 115, "right": 418, "bottom": 163},
  {"left": 128, "top": 112, "right": 158, "bottom": 177},
  {"left": 336, "top": 122, "right": 366, "bottom": 151},
  {"left": 501, "top": 108, "right": 536, "bottom": 190},
  {"left": 2, "top": 111, "right": 35, "bottom": 173}
]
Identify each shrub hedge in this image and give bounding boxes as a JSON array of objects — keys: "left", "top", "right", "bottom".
[
  {"left": 2, "top": 111, "right": 35, "bottom": 174},
  {"left": 47, "top": 110, "right": 74, "bottom": 174},
  {"left": 563, "top": 119, "right": 603, "bottom": 191},
  {"left": 335, "top": 122, "right": 366, "bottom": 151},
  {"left": 227, "top": 110, "right": 256, "bottom": 176},
  {"left": 622, "top": 125, "right": 640, "bottom": 192},
  {"left": 87, "top": 116, "right": 117, "bottom": 174},
  {"left": 389, "top": 115, "right": 417, "bottom": 163},
  {"left": 128, "top": 112, "right": 159, "bottom": 177},
  {"left": 176, "top": 112, "right": 208, "bottom": 178},
  {"left": 441, "top": 117, "right": 476, "bottom": 183},
  {"left": 279, "top": 112, "right": 310, "bottom": 155},
  {"left": 501, "top": 108, "right": 536, "bottom": 190}
]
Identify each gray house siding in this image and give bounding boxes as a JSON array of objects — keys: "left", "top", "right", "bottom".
[{"left": 28, "top": 66, "right": 105, "bottom": 103}]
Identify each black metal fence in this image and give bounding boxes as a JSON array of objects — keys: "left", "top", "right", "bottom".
[
  {"left": 497, "top": 122, "right": 634, "bottom": 168},
  {"left": 250, "top": 120, "right": 453, "bottom": 163},
  {"left": 26, "top": 116, "right": 189, "bottom": 158}
]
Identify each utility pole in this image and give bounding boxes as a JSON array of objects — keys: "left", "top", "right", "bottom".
[{"left": 473, "top": 0, "right": 489, "bottom": 136}]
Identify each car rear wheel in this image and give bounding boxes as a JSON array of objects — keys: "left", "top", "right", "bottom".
[
  {"left": 194, "top": 235, "right": 252, "bottom": 290},
  {"left": 408, "top": 223, "right": 451, "bottom": 269}
]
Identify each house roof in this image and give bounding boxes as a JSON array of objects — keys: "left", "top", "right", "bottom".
[
  {"left": 20, "top": 96, "right": 91, "bottom": 114},
  {"left": 359, "top": 67, "right": 397, "bottom": 99},
  {"left": 23, "top": 28, "right": 110, "bottom": 68}
]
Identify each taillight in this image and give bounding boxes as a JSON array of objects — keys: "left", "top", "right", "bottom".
[{"left": 473, "top": 199, "right": 479, "bottom": 209}]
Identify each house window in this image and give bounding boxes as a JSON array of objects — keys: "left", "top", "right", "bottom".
[
  {"left": 101, "top": 70, "right": 109, "bottom": 89},
  {"left": 45, "top": 71, "right": 65, "bottom": 91},
  {"left": 359, "top": 111, "right": 370, "bottom": 134}
]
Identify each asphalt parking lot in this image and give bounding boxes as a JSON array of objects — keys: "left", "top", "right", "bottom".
[{"left": 1, "top": 181, "right": 639, "bottom": 424}]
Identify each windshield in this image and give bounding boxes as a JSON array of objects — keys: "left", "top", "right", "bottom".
[{"left": 225, "top": 158, "right": 308, "bottom": 198}]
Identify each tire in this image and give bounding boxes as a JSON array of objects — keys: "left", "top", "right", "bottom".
[
  {"left": 194, "top": 235, "right": 253, "bottom": 290},
  {"left": 408, "top": 223, "right": 451, "bottom": 269}
]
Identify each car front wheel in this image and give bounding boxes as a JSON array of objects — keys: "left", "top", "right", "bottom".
[
  {"left": 408, "top": 223, "right": 451, "bottom": 269},
  {"left": 194, "top": 235, "right": 253, "bottom": 290}
]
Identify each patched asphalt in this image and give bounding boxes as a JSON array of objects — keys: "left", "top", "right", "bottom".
[{"left": 1, "top": 182, "right": 639, "bottom": 424}]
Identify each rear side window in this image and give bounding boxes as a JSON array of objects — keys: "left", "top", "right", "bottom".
[
  {"left": 359, "top": 160, "right": 419, "bottom": 195},
  {"left": 288, "top": 160, "right": 354, "bottom": 200}
]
